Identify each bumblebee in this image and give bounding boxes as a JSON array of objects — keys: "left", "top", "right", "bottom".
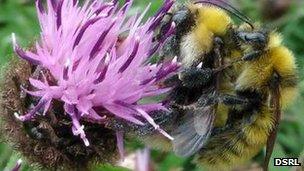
[
  {"left": 164, "top": 10, "right": 298, "bottom": 171},
  {"left": 161, "top": 2, "right": 298, "bottom": 170},
  {"left": 188, "top": 25, "right": 298, "bottom": 171},
  {"left": 159, "top": 0, "right": 254, "bottom": 127},
  {"left": 107, "top": 1, "right": 298, "bottom": 170}
]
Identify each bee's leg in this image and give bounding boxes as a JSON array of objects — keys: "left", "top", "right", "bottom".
[
  {"left": 213, "top": 50, "right": 264, "bottom": 72},
  {"left": 242, "top": 50, "right": 264, "bottom": 61},
  {"left": 161, "top": 35, "right": 179, "bottom": 57},
  {"left": 175, "top": 92, "right": 218, "bottom": 110},
  {"left": 214, "top": 37, "right": 224, "bottom": 51},
  {"left": 105, "top": 110, "right": 176, "bottom": 136},
  {"left": 196, "top": 93, "right": 243, "bottom": 107},
  {"left": 213, "top": 36, "right": 225, "bottom": 95},
  {"left": 163, "top": 74, "right": 182, "bottom": 87},
  {"left": 178, "top": 92, "right": 251, "bottom": 111},
  {"left": 178, "top": 67, "right": 213, "bottom": 88},
  {"left": 219, "top": 94, "right": 249, "bottom": 106}
]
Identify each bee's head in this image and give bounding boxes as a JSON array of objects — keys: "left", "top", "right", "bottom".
[
  {"left": 172, "top": 6, "right": 191, "bottom": 25},
  {"left": 158, "top": 4, "right": 195, "bottom": 58},
  {"left": 170, "top": 5, "right": 195, "bottom": 36},
  {"left": 236, "top": 30, "right": 268, "bottom": 49}
]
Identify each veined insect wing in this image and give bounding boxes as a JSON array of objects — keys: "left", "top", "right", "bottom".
[{"left": 172, "top": 106, "right": 215, "bottom": 157}]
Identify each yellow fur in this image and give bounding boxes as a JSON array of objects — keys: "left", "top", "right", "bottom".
[
  {"left": 193, "top": 22, "right": 214, "bottom": 53},
  {"left": 236, "top": 32, "right": 298, "bottom": 107},
  {"left": 214, "top": 104, "right": 229, "bottom": 127},
  {"left": 181, "top": 24, "right": 213, "bottom": 66},
  {"left": 236, "top": 53, "right": 273, "bottom": 90},
  {"left": 196, "top": 6, "right": 232, "bottom": 36},
  {"left": 196, "top": 106, "right": 274, "bottom": 171},
  {"left": 192, "top": 5, "right": 232, "bottom": 52},
  {"left": 267, "top": 32, "right": 283, "bottom": 49},
  {"left": 181, "top": 3, "right": 233, "bottom": 67}
]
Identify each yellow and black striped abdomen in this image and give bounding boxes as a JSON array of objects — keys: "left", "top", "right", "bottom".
[{"left": 195, "top": 105, "right": 275, "bottom": 171}]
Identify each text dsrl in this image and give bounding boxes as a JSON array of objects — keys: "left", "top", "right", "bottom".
[{"left": 274, "top": 158, "right": 302, "bottom": 166}]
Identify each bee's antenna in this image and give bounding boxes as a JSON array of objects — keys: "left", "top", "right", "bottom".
[{"left": 195, "top": 0, "right": 254, "bottom": 29}]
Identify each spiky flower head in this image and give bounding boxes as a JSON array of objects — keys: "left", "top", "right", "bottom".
[{"left": 13, "top": 0, "right": 178, "bottom": 146}]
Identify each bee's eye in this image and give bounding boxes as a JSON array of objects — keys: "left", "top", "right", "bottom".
[
  {"left": 247, "top": 33, "right": 266, "bottom": 44},
  {"left": 244, "top": 35, "right": 251, "bottom": 41},
  {"left": 238, "top": 32, "right": 266, "bottom": 46}
]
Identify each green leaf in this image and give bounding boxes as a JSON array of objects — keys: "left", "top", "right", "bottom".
[
  {"left": 157, "top": 152, "right": 187, "bottom": 171},
  {"left": 269, "top": 144, "right": 290, "bottom": 171},
  {"left": 94, "top": 164, "right": 131, "bottom": 171}
]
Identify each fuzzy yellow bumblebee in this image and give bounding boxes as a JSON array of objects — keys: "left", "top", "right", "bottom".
[
  {"left": 161, "top": 2, "right": 298, "bottom": 170},
  {"left": 196, "top": 28, "right": 298, "bottom": 170},
  {"left": 109, "top": 2, "right": 299, "bottom": 171}
]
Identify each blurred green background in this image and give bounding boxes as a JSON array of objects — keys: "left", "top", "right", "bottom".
[{"left": 0, "top": 0, "right": 303, "bottom": 170}]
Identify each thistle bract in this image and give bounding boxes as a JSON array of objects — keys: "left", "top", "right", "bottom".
[{"left": 13, "top": 0, "right": 178, "bottom": 146}]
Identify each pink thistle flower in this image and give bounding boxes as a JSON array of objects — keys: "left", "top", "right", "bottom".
[{"left": 13, "top": 0, "right": 178, "bottom": 147}]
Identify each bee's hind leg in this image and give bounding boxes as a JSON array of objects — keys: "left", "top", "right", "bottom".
[
  {"left": 195, "top": 93, "right": 250, "bottom": 109},
  {"left": 174, "top": 91, "right": 251, "bottom": 112},
  {"left": 219, "top": 94, "right": 250, "bottom": 106}
]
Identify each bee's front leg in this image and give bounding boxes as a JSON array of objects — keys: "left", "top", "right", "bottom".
[
  {"left": 242, "top": 50, "right": 264, "bottom": 61},
  {"left": 163, "top": 74, "right": 182, "bottom": 87},
  {"left": 173, "top": 92, "right": 218, "bottom": 110}
]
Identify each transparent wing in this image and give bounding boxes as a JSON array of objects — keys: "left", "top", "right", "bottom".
[{"left": 172, "top": 106, "right": 215, "bottom": 157}]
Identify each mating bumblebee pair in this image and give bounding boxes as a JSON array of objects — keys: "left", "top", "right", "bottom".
[{"left": 108, "top": 0, "right": 298, "bottom": 170}]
